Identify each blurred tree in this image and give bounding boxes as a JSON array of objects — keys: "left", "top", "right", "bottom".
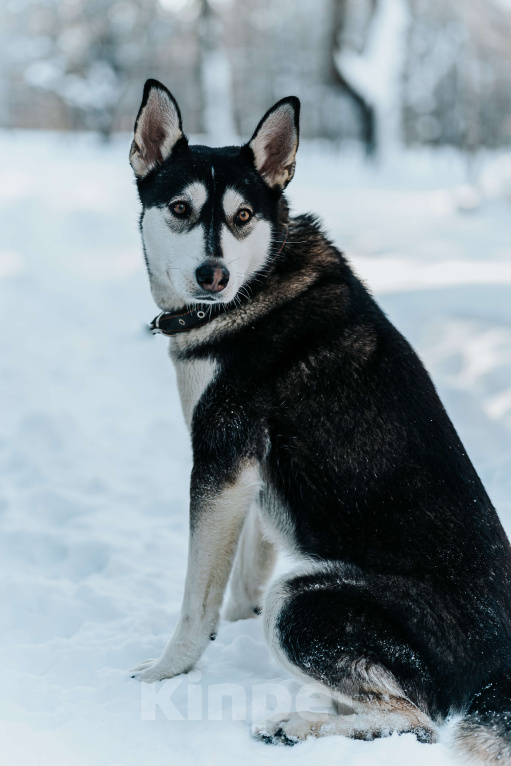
[
  {"left": 199, "top": 0, "right": 236, "bottom": 142},
  {"left": 0, "top": 0, "right": 203, "bottom": 136},
  {"left": 1, "top": 0, "right": 511, "bottom": 155},
  {"left": 223, "top": 0, "right": 361, "bottom": 142},
  {"left": 334, "top": 0, "right": 409, "bottom": 156},
  {"left": 329, "top": 0, "right": 376, "bottom": 154},
  {"left": 403, "top": 0, "right": 511, "bottom": 152}
]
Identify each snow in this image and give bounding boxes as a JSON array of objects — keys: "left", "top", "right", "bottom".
[{"left": 1, "top": 130, "right": 511, "bottom": 766}]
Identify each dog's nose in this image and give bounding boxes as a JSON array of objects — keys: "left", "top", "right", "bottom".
[{"left": 195, "top": 262, "right": 230, "bottom": 293}]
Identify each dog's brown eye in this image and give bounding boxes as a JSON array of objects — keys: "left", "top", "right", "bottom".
[
  {"left": 236, "top": 209, "right": 252, "bottom": 224},
  {"left": 171, "top": 201, "right": 189, "bottom": 217}
]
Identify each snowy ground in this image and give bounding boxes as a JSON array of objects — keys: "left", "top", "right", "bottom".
[{"left": 1, "top": 131, "right": 511, "bottom": 766}]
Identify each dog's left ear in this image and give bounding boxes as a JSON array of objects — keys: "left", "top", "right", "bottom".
[
  {"left": 129, "top": 79, "right": 186, "bottom": 178},
  {"left": 247, "top": 97, "right": 300, "bottom": 191}
]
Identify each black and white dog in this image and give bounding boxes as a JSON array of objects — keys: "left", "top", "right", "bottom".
[{"left": 129, "top": 79, "right": 511, "bottom": 762}]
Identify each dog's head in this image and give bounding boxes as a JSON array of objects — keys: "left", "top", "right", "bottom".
[{"left": 130, "top": 79, "right": 300, "bottom": 310}]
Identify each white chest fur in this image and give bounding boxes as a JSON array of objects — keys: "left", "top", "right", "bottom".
[{"left": 173, "top": 356, "right": 218, "bottom": 431}]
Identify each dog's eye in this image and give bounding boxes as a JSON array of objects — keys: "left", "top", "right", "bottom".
[
  {"left": 236, "top": 209, "right": 252, "bottom": 225},
  {"left": 171, "top": 201, "right": 189, "bottom": 217}
]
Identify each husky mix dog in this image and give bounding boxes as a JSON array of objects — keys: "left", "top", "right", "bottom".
[{"left": 129, "top": 79, "right": 511, "bottom": 762}]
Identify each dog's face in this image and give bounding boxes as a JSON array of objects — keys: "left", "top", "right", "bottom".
[{"left": 130, "top": 80, "right": 300, "bottom": 310}]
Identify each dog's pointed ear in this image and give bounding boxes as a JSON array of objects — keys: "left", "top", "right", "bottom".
[
  {"left": 129, "top": 79, "right": 186, "bottom": 178},
  {"left": 247, "top": 97, "right": 300, "bottom": 190}
]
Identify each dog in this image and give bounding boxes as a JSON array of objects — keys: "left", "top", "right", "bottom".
[{"left": 129, "top": 79, "right": 511, "bottom": 762}]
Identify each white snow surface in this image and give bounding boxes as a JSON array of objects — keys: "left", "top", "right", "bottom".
[{"left": 1, "top": 132, "right": 511, "bottom": 766}]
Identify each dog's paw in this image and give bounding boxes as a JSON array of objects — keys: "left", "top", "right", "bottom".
[
  {"left": 223, "top": 597, "right": 260, "bottom": 622},
  {"left": 252, "top": 712, "right": 333, "bottom": 745},
  {"left": 130, "top": 658, "right": 183, "bottom": 683}
]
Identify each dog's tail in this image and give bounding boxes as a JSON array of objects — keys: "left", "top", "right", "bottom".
[{"left": 451, "top": 678, "right": 511, "bottom": 764}]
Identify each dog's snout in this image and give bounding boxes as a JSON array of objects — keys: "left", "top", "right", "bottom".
[{"left": 195, "top": 262, "right": 230, "bottom": 293}]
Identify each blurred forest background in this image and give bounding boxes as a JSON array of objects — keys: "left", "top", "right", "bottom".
[{"left": 2, "top": 0, "right": 511, "bottom": 155}]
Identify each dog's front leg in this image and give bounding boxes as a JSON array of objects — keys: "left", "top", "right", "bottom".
[{"left": 132, "top": 460, "right": 261, "bottom": 683}]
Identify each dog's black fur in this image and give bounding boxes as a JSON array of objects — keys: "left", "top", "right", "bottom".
[
  {"left": 131, "top": 81, "right": 511, "bottom": 759},
  {"left": 187, "top": 209, "right": 511, "bottom": 716}
]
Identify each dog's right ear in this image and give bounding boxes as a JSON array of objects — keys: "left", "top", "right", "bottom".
[{"left": 129, "top": 80, "right": 186, "bottom": 178}]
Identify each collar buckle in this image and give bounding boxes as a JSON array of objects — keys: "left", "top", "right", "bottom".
[{"left": 149, "top": 311, "right": 165, "bottom": 334}]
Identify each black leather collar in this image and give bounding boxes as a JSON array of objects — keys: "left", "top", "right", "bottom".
[
  {"left": 149, "top": 225, "right": 289, "bottom": 338},
  {"left": 149, "top": 302, "right": 226, "bottom": 337}
]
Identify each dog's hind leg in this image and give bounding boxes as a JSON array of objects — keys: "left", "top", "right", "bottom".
[
  {"left": 253, "top": 696, "right": 436, "bottom": 746},
  {"left": 254, "top": 563, "right": 438, "bottom": 745},
  {"left": 224, "top": 504, "right": 277, "bottom": 621}
]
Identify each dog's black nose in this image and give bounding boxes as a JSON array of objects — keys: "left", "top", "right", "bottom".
[{"left": 195, "top": 262, "right": 230, "bottom": 293}]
